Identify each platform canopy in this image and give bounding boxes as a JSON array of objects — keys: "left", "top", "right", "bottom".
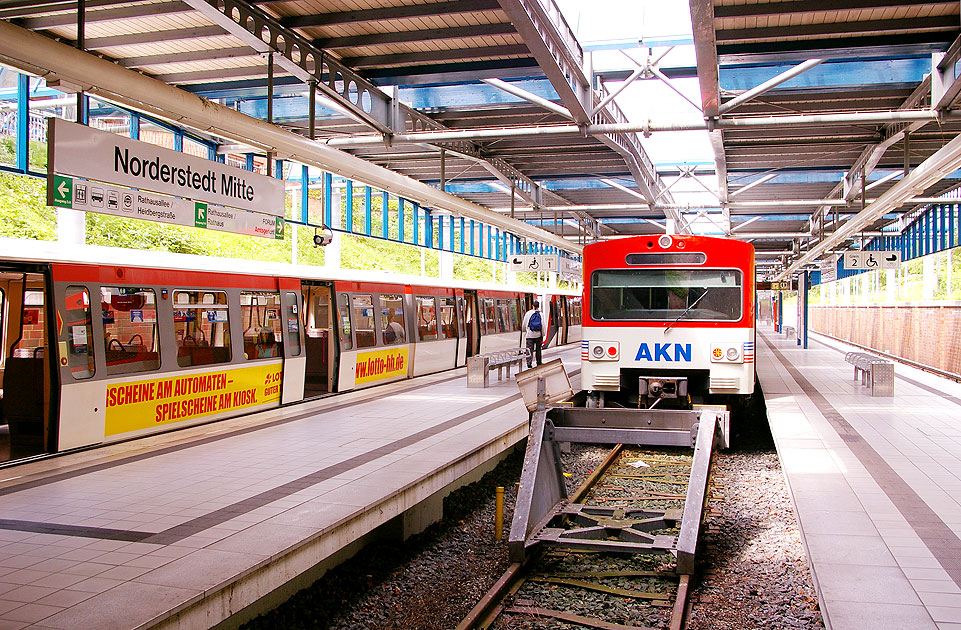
[{"left": 0, "top": 0, "right": 960, "bottom": 273}]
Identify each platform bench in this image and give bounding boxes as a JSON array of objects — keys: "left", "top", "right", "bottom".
[
  {"left": 844, "top": 351, "right": 894, "bottom": 397},
  {"left": 467, "top": 348, "right": 532, "bottom": 388}
]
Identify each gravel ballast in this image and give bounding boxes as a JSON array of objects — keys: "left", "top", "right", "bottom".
[{"left": 242, "top": 399, "right": 824, "bottom": 630}]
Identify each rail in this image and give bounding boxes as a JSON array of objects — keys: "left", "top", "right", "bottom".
[
  {"left": 844, "top": 351, "right": 895, "bottom": 396},
  {"left": 466, "top": 348, "right": 531, "bottom": 388}
]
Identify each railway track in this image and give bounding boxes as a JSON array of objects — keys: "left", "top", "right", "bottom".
[{"left": 458, "top": 443, "right": 708, "bottom": 630}]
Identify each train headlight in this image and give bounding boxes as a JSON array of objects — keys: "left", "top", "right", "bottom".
[
  {"left": 588, "top": 341, "right": 619, "bottom": 361},
  {"left": 712, "top": 348, "right": 724, "bottom": 360},
  {"left": 726, "top": 347, "right": 739, "bottom": 361},
  {"left": 658, "top": 234, "right": 673, "bottom": 248},
  {"left": 711, "top": 345, "right": 744, "bottom": 363}
]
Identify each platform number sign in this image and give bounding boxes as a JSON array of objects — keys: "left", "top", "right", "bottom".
[
  {"left": 50, "top": 174, "right": 73, "bottom": 208},
  {"left": 844, "top": 251, "right": 901, "bottom": 270}
]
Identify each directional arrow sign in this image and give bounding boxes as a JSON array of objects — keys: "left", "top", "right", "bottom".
[{"left": 49, "top": 174, "right": 73, "bottom": 208}]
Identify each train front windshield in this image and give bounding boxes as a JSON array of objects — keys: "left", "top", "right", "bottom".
[{"left": 591, "top": 269, "right": 742, "bottom": 321}]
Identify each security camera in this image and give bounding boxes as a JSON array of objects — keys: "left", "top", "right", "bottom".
[{"left": 313, "top": 227, "right": 334, "bottom": 247}]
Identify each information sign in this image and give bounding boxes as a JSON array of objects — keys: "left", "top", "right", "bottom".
[
  {"left": 54, "top": 176, "right": 284, "bottom": 240},
  {"left": 843, "top": 251, "right": 901, "bottom": 271},
  {"left": 508, "top": 254, "right": 559, "bottom": 273},
  {"left": 47, "top": 118, "right": 284, "bottom": 215}
]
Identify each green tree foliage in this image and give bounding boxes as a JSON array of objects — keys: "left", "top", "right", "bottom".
[{"left": 0, "top": 173, "right": 56, "bottom": 240}]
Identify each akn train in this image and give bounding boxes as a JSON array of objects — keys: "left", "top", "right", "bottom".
[
  {"left": 0, "top": 241, "right": 581, "bottom": 464},
  {"left": 579, "top": 234, "right": 755, "bottom": 409}
]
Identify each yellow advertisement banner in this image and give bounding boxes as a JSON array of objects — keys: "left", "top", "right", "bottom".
[
  {"left": 355, "top": 347, "right": 409, "bottom": 384},
  {"left": 104, "top": 362, "right": 282, "bottom": 436}
]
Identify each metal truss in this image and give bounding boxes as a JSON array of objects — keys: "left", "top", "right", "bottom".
[
  {"left": 184, "top": 0, "right": 552, "bottom": 207},
  {"left": 495, "top": 0, "right": 675, "bottom": 222}
]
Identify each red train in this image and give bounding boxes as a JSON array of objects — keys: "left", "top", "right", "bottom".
[{"left": 0, "top": 241, "right": 581, "bottom": 464}]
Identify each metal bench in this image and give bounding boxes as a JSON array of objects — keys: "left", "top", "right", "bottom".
[
  {"left": 844, "top": 351, "right": 894, "bottom": 397},
  {"left": 467, "top": 348, "right": 532, "bottom": 388}
]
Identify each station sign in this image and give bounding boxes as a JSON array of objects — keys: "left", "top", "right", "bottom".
[
  {"left": 508, "top": 254, "right": 559, "bottom": 273},
  {"left": 842, "top": 251, "right": 901, "bottom": 270},
  {"left": 50, "top": 175, "right": 284, "bottom": 240},
  {"left": 756, "top": 280, "right": 793, "bottom": 291},
  {"left": 47, "top": 118, "right": 284, "bottom": 215},
  {"left": 819, "top": 255, "right": 838, "bottom": 284}
]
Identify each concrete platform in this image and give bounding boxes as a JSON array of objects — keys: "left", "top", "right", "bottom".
[
  {"left": 758, "top": 325, "right": 961, "bottom": 630},
  {"left": 0, "top": 344, "right": 582, "bottom": 630}
]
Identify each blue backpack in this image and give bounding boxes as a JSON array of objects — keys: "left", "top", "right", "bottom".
[{"left": 528, "top": 310, "right": 542, "bottom": 332}]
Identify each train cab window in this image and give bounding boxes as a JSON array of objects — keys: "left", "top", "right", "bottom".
[
  {"left": 415, "top": 296, "right": 438, "bottom": 341},
  {"left": 63, "top": 286, "right": 95, "bottom": 379},
  {"left": 591, "top": 269, "right": 743, "bottom": 322},
  {"left": 240, "top": 291, "right": 283, "bottom": 360},
  {"left": 482, "top": 298, "right": 496, "bottom": 334},
  {"left": 101, "top": 287, "right": 160, "bottom": 375},
  {"left": 351, "top": 294, "right": 376, "bottom": 348},
  {"left": 438, "top": 297, "right": 457, "bottom": 340},
  {"left": 380, "top": 294, "right": 406, "bottom": 345},
  {"left": 338, "top": 293, "right": 353, "bottom": 350},
  {"left": 285, "top": 292, "right": 301, "bottom": 357},
  {"left": 173, "top": 290, "right": 231, "bottom": 367}
]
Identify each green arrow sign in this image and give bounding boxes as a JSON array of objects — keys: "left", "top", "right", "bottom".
[
  {"left": 194, "top": 202, "right": 207, "bottom": 228},
  {"left": 274, "top": 217, "right": 285, "bottom": 239},
  {"left": 51, "top": 175, "right": 73, "bottom": 208}
]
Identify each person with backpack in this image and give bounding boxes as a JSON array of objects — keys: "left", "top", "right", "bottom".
[{"left": 521, "top": 300, "right": 543, "bottom": 368}]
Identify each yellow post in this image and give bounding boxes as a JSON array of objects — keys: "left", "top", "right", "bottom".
[{"left": 495, "top": 486, "right": 504, "bottom": 540}]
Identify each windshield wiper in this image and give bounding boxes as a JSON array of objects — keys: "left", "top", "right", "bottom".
[{"left": 663, "top": 289, "right": 709, "bottom": 334}]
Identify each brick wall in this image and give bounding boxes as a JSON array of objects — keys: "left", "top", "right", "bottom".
[{"left": 811, "top": 305, "right": 961, "bottom": 377}]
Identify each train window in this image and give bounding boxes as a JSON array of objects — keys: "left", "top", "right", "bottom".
[
  {"left": 0, "top": 288, "right": 4, "bottom": 361},
  {"left": 64, "top": 286, "right": 95, "bottom": 379},
  {"left": 569, "top": 298, "right": 582, "bottom": 325},
  {"left": 415, "top": 296, "right": 438, "bottom": 341},
  {"left": 438, "top": 297, "right": 457, "bottom": 340},
  {"left": 240, "top": 291, "right": 283, "bottom": 360},
  {"left": 173, "top": 290, "right": 232, "bottom": 367},
  {"left": 625, "top": 252, "right": 708, "bottom": 266},
  {"left": 351, "top": 294, "right": 376, "bottom": 348},
  {"left": 456, "top": 296, "right": 466, "bottom": 337},
  {"left": 285, "top": 292, "right": 302, "bottom": 357},
  {"left": 494, "top": 299, "right": 512, "bottom": 333},
  {"left": 509, "top": 299, "right": 520, "bottom": 331},
  {"left": 338, "top": 293, "right": 353, "bottom": 350},
  {"left": 482, "top": 298, "right": 496, "bottom": 334},
  {"left": 380, "top": 294, "right": 406, "bottom": 345},
  {"left": 101, "top": 287, "right": 160, "bottom": 375},
  {"left": 591, "top": 269, "right": 743, "bottom": 322}
]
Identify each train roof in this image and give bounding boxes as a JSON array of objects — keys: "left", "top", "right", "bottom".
[{"left": 0, "top": 237, "right": 580, "bottom": 296}]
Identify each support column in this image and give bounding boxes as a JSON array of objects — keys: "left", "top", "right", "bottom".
[
  {"left": 57, "top": 208, "right": 85, "bottom": 245},
  {"left": 799, "top": 271, "right": 809, "bottom": 348},
  {"left": 324, "top": 190, "right": 342, "bottom": 270}
]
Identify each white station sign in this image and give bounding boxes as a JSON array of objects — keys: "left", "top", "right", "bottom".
[
  {"left": 842, "top": 251, "right": 901, "bottom": 270},
  {"left": 48, "top": 118, "right": 284, "bottom": 215}
]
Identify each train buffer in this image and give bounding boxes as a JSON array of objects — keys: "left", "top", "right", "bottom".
[
  {"left": 467, "top": 348, "right": 531, "bottom": 387},
  {"left": 844, "top": 351, "right": 894, "bottom": 397}
]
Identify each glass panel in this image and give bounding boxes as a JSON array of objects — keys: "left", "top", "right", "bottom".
[
  {"left": 494, "top": 299, "right": 510, "bottom": 333},
  {"left": 0, "top": 287, "right": 5, "bottom": 360},
  {"left": 286, "top": 292, "right": 301, "bottom": 357},
  {"left": 380, "top": 294, "right": 406, "bottom": 345},
  {"left": 240, "top": 291, "right": 283, "bottom": 360},
  {"left": 456, "top": 296, "right": 466, "bottom": 337},
  {"left": 351, "top": 294, "right": 376, "bottom": 348},
  {"left": 591, "top": 269, "right": 742, "bottom": 321},
  {"left": 64, "top": 286, "right": 94, "bottom": 379},
  {"left": 101, "top": 286, "right": 160, "bottom": 375},
  {"left": 173, "top": 290, "right": 231, "bottom": 367},
  {"left": 438, "top": 296, "right": 456, "bottom": 340},
  {"left": 483, "top": 298, "right": 496, "bottom": 334},
  {"left": 509, "top": 299, "right": 520, "bottom": 331},
  {"left": 415, "top": 296, "right": 438, "bottom": 341},
  {"left": 569, "top": 297, "right": 582, "bottom": 325},
  {"left": 338, "top": 293, "right": 353, "bottom": 350}
]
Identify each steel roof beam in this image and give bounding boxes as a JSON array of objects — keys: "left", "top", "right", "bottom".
[
  {"left": 717, "top": 16, "right": 959, "bottom": 43},
  {"left": 117, "top": 46, "right": 257, "bottom": 69},
  {"left": 277, "top": 0, "right": 501, "bottom": 29},
  {"left": 18, "top": 1, "right": 192, "bottom": 29},
  {"left": 83, "top": 25, "right": 225, "bottom": 49},
  {"left": 313, "top": 23, "right": 516, "bottom": 50},
  {"left": 690, "top": 0, "right": 728, "bottom": 220},
  {"left": 341, "top": 45, "right": 529, "bottom": 70},
  {"left": 495, "top": 0, "right": 675, "bottom": 225},
  {"left": 715, "top": 0, "right": 947, "bottom": 19},
  {"left": 0, "top": 0, "right": 113, "bottom": 19}
]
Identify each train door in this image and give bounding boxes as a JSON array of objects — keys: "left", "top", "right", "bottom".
[
  {"left": 0, "top": 266, "right": 57, "bottom": 462},
  {"left": 453, "top": 290, "right": 468, "bottom": 367},
  {"left": 302, "top": 282, "right": 335, "bottom": 398},
  {"left": 462, "top": 290, "right": 481, "bottom": 357}
]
